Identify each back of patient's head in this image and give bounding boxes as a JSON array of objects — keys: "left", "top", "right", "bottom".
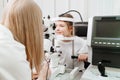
[{"left": 1, "top": 0, "right": 44, "bottom": 73}]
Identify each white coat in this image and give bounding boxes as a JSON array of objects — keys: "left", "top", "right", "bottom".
[{"left": 0, "top": 24, "right": 31, "bottom": 80}]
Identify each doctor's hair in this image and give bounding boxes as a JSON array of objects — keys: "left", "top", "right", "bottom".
[
  {"left": 59, "top": 13, "right": 73, "bottom": 26},
  {"left": 1, "top": 0, "right": 44, "bottom": 74}
]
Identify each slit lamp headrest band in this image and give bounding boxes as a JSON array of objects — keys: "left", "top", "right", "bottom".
[{"left": 51, "top": 17, "right": 74, "bottom": 22}]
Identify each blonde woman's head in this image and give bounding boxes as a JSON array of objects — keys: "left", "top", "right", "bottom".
[{"left": 1, "top": 0, "right": 43, "bottom": 74}]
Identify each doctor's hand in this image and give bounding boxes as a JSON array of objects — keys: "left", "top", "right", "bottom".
[
  {"left": 78, "top": 53, "right": 88, "bottom": 62},
  {"left": 37, "top": 61, "right": 51, "bottom": 80}
]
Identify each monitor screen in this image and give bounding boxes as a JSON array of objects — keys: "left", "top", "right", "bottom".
[
  {"left": 91, "top": 16, "right": 120, "bottom": 48},
  {"left": 95, "top": 20, "right": 120, "bottom": 38},
  {"left": 91, "top": 16, "right": 120, "bottom": 68}
]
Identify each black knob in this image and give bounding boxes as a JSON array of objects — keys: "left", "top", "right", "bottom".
[
  {"left": 50, "top": 46, "right": 54, "bottom": 53},
  {"left": 71, "top": 55, "right": 78, "bottom": 59},
  {"left": 97, "top": 62, "right": 108, "bottom": 77}
]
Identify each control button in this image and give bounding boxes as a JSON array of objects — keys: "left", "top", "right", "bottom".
[
  {"left": 112, "top": 43, "right": 115, "bottom": 45},
  {"left": 116, "top": 43, "right": 120, "bottom": 45},
  {"left": 107, "top": 42, "right": 111, "bottom": 45},
  {"left": 116, "top": 46, "right": 120, "bottom": 47},
  {"left": 99, "top": 42, "right": 102, "bottom": 44},
  {"left": 103, "top": 42, "right": 106, "bottom": 44}
]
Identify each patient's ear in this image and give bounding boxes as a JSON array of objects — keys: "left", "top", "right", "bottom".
[
  {"left": 69, "top": 26, "right": 73, "bottom": 30},
  {"left": 68, "top": 26, "right": 73, "bottom": 35}
]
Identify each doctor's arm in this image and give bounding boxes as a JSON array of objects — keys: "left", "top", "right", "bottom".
[{"left": 37, "top": 60, "right": 51, "bottom": 80}]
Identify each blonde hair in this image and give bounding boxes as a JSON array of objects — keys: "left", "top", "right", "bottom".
[{"left": 1, "top": 0, "right": 43, "bottom": 74}]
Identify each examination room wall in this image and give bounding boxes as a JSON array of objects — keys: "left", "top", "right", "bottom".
[
  {"left": 34, "top": 0, "right": 120, "bottom": 22},
  {"left": 0, "top": 0, "right": 7, "bottom": 20},
  {"left": 1, "top": 0, "right": 120, "bottom": 21}
]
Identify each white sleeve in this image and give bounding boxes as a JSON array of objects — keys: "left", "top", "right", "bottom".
[
  {"left": 78, "top": 40, "right": 88, "bottom": 54},
  {"left": 0, "top": 41, "right": 31, "bottom": 80},
  {"left": 0, "top": 25, "right": 31, "bottom": 80}
]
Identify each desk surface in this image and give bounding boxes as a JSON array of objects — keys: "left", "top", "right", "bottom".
[{"left": 80, "top": 65, "right": 120, "bottom": 80}]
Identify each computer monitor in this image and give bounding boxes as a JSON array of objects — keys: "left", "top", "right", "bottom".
[
  {"left": 91, "top": 16, "right": 120, "bottom": 48},
  {"left": 89, "top": 16, "right": 120, "bottom": 68}
]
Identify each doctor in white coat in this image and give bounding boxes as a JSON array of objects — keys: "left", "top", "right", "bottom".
[
  {"left": 0, "top": 0, "right": 47, "bottom": 80},
  {"left": 0, "top": 24, "right": 31, "bottom": 80}
]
